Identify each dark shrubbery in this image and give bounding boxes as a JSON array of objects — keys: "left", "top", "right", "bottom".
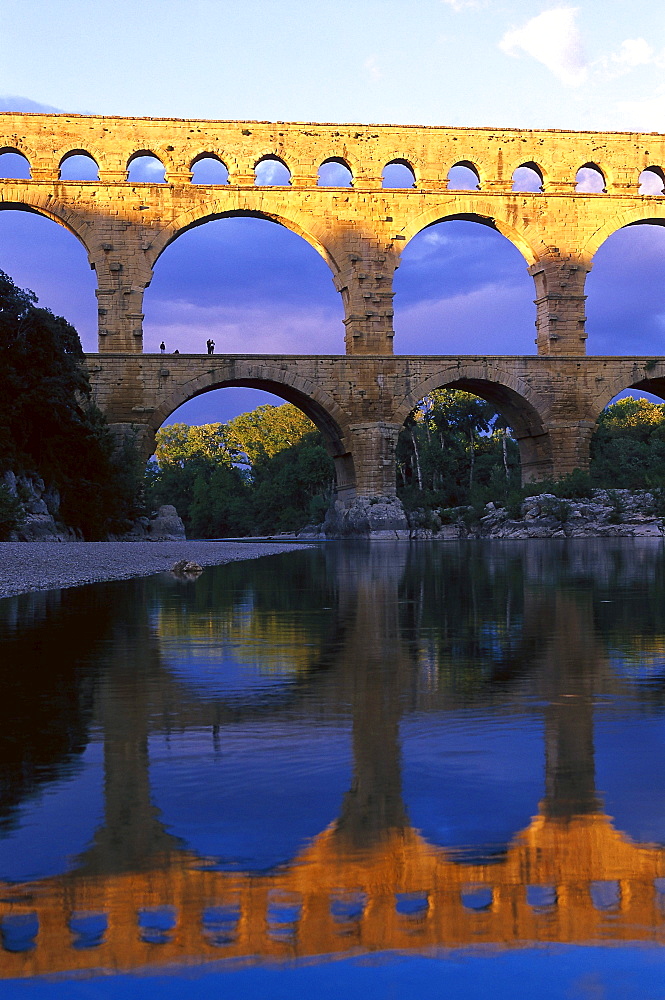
[{"left": 0, "top": 270, "right": 143, "bottom": 538}]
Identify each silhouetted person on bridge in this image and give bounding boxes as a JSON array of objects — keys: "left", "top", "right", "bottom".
[
  {"left": 206, "top": 339, "right": 215, "bottom": 355},
  {"left": 159, "top": 341, "right": 165, "bottom": 354}
]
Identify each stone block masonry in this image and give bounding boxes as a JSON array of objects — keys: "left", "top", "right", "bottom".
[{"left": 2, "top": 113, "right": 665, "bottom": 497}]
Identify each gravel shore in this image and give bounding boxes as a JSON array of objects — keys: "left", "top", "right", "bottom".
[{"left": 0, "top": 540, "right": 313, "bottom": 599}]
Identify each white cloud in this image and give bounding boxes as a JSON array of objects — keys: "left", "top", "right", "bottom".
[
  {"left": 617, "top": 91, "right": 665, "bottom": 133},
  {"left": 499, "top": 7, "right": 588, "bottom": 88},
  {"left": 440, "top": 0, "right": 484, "bottom": 10},
  {"left": 363, "top": 55, "right": 382, "bottom": 83},
  {"left": 611, "top": 37, "right": 654, "bottom": 69}
]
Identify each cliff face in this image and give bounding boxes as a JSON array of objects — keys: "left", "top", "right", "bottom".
[{"left": 2, "top": 472, "right": 186, "bottom": 542}]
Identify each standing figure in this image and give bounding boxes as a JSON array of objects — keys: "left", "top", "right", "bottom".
[
  {"left": 207, "top": 339, "right": 215, "bottom": 355},
  {"left": 160, "top": 341, "right": 166, "bottom": 354}
]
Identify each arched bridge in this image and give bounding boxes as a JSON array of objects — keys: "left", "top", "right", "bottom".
[{"left": 3, "top": 113, "right": 665, "bottom": 489}]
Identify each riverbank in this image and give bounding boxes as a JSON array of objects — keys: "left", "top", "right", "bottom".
[{"left": 0, "top": 540, "right": 311, "bottom": 599}]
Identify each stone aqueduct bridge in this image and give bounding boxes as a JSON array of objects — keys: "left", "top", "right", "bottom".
[{"left": 4, "top": 112, "right": 665, "bottom": 491}]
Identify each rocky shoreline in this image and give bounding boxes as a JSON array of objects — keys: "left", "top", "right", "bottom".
[
  {"left": 414, "top": 489, "right": 665, "bottom": 540},
  {"left": 300, "top": 490, "right": 665, "bottom": 540}
]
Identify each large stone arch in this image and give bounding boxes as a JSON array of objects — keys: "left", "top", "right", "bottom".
[
  {"left": 589, "top": 369, "right": 665, "bottom": 420},
  {"left": 0, "top": 195, "right": 96, "bottom": 261},
  {"left": 148, "top": 363, "right": 357, "bottom": 501},
  {"left": 391, "top": 365, "right": 553, "bottom": 482},
  {"left": 399, "top": 202, "right": 540, "bottom": 266},
  {"left": 147, "top": 202, "right": 342, "bottom": 277},
  {"left": 583, "top": 205, "right": 665, "bottom": 260}
]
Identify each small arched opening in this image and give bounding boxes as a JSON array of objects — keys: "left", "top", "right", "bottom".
[
  {"left": 254, "top": 156, "right": 291, "bottom": 186},
  {"left": 639, "top": 167, "right": 665, "bottom": 196},
  {"left": 382, "top": 160, "right": 416, "bottom": 189},
  {"left": 576, "top": 163, "right": 606, "bottom": 193},
  {"left": 59, "top": 151, "right": 99, "bottom": 181},
  {"left": 317, "top": 158, "right": 353, "bottom": 187},
  {"left": 446, "top": 161, "right": 480, "bottom": 191},
  {"left": 191, "top": 154, "right": 229, "bottom": 185},
  {"left": 0, "top": 149, "right": 31, "bottom": 179},
  {"left": 511, "top": 162, "right": 543, "bottom": 193},
  {"left": 127, "top": 152, "right": 166, "bottom": 184}
]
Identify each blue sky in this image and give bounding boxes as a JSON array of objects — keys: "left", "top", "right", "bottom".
[{"left": 2, "top": 1, "right": 665, "bottom": 423}]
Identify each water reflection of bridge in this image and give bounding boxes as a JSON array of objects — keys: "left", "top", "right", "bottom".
[{"left": 1, "top": 543, "right": 664, "bottom": 977}]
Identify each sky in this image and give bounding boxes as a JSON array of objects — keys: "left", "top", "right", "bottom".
[{"left": 1, "top": 0, "right": 665, "bottom": 423}]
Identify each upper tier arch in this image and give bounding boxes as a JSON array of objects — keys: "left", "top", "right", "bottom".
[
  {"left": 147, "top": 204, "right": 342, "bottom": 275},
  {"left": 2, "top": 113, "right": 665, "bottom": 356}
]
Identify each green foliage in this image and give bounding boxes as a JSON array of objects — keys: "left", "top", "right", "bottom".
[
  {"left": 591, "top": 398, "right": 665, "bottom": 490},
  {"left": 523, "top": 468, "right": 593, "bottom": 500},
  {"left": 154, "top": 423, "right": 235, "bottom": 468},
  {"left": 397, "top": 389, "right": 520, "bottom": 511},
  {"left": 225, "top": 404, "right": 317, "bottom": 466},
  {"left": 0, "top": 484, "right": 24, "bottom": 540},
  {"left": 0, "top": 270, "right": 143, "bottom": 538},
  {"left": 147, "top": 409, "right": 334, "bottom": 537}
]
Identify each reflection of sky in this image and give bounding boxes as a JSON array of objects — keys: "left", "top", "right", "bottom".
[
  {"left": 0, "top": 742, "right": 103, "bottom": 882},
  {"left": 149, "top": 724, "right": 351, "bottom": 871},
  {"left": 8, "top": 945, "right": 665, "bottom": 1000},
  {"left": 161, "top": 649, "right": 300, "bottom": 700},
  {"left": 595, "top": 710, "right": 665, "bottom": 845},
  {"left": 401, "top": 713, "right": 543, "bottom": 856}
]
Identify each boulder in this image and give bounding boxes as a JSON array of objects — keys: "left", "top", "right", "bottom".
[
  {"left": 147, "top": 505, "right": 186, "bottom": 541},
  {"left": 324, "top": 496, "right": 410, "bottom": 538}
]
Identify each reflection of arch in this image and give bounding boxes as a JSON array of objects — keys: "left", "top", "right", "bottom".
[
  {"left": 399, "top": 206, "right": 539, "bottom": 266},
  {"left": 148, "top": 205, "right": 342, "bottom": 276},
  {"left": 150, "top": 367, "right": 356, "bottom": 496},
  {"left": 392, "top": 366, "right": 552, "bottom": 481}
]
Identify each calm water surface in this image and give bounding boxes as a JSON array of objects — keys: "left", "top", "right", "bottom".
[{"left": 1, "top": 541, "right": 664, "bottom": 998}]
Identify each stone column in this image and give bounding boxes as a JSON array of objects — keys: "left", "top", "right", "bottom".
[
  {"left": 547, "top": 420, "right": 596, "bottom": 478},
  {"left": 529, "top": 255, "right": 591, "bottom": 356},
  {"left": 94, "top": 248, "right": 152, "bottom": 353},
  {"left": 324, "top": 422, "right": 408, "bottom": 535},
  {"left": 334, "top": 245, "right": 397, "bottom": 355},
  {"left": 349, "top": 421, "right": 401, "bottom": 496}
]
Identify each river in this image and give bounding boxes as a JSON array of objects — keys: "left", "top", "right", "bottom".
[{"left": 0, "top": 540, "right": 664, "bottom": 998}]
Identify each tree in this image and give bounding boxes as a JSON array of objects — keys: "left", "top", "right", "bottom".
[
  {"left": 154, "top": 423, "right": 236, "bottom": 468},
  {"left": 225, "top": 404, "right": 317, "bottom": 466},
  {"left": 397, "top": 389, "right": 517, "bottom": 509},
  {"left": 0, "top": 269, "right": 143, "bottom": 538}
]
